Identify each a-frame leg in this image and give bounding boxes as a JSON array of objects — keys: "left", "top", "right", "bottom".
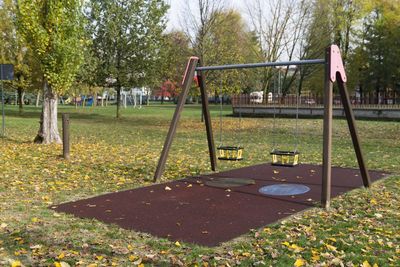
[
  {"left": 322, "top": 45, "right": 371, "bottom": 209},
  {"left": 337, "top": 77, "right": 371, "bottom": 187},
  {"left": 322, "top": 47, "right": 334, "bottom": 209},
  {"left": 197, "top": 62, "right": 217, "bottom": 171},
  {"left": 153, "top": 57, "right": 199, "bottom": 182}
]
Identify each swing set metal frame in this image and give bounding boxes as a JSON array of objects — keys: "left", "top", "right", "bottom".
[{"left": 153, "top": 44, "right": 371, "bottom": 209}]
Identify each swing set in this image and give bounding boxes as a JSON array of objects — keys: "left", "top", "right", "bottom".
[
  {"left": 154, "top": 45, "right": 371, "bottom": 209},
  {"left": 216, "top": 81, "right": 244, "bottom": 161},
  {"left": 269, "top": 67, "right": 301, "bottom": 167}
]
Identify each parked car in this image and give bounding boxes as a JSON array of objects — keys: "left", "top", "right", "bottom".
[{"left": 304, "top": 98, "right": 316, "bottom": 105}]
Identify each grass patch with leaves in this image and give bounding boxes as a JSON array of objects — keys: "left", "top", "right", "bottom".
[{"left": 0, "top": 104, "right": 399, "bottom": 266}]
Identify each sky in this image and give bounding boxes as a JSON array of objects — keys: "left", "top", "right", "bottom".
[{"left": 166, "top": 0, "right": 247, "bottom": 31}]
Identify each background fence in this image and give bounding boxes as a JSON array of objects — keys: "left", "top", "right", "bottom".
[{"left": 232, "top": 93, "right": 400, "bottom": 109}]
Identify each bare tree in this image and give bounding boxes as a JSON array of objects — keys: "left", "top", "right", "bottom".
[
  {"left": 178, "top": 0, "right": 226, "bottom": 108},
  {"left": 179, "top": 0, "right": 225, "bottom": 65},
  {"left": 244, "top": 0, "right": 320, "bottom": 99},
  {"left": 245, "top": 0, "right": 295, "bottom": 99}
]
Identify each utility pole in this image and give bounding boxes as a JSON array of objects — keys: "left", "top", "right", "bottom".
[{"left": 0, "top": 64, "right": 14, "bottom": 137}]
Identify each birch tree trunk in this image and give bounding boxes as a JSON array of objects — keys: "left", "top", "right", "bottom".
[
  {"left": 34, "top": 80, "right": 62, "bottom": 144},
  {"left": 35, "top": 91, "right": 41, "bottom": 107}
]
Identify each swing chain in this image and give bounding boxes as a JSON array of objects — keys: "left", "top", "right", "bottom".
[
  {"left": 271, "top": 66, "right": 300, "bottom": 154},
  {"left": 219, "top": 78, "right": 223, "bottom": 146}
]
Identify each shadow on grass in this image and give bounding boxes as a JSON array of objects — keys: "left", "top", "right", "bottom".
[{"left": 4, "top": 106, "right": 174, "bottom": 128}]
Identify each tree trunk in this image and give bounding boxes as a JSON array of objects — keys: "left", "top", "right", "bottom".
[
  {"left": 34, "top": 80, "right": 62, "bottom": 144},
  {"left": 17, "top": 88, "right": 24, "bottom": 114},
  {"left": 116, "top": 87, "right": 121, "bottom": 118},
  {"left": 375, "top": 78, "right": 380, "bottom": 104},
  {"left": 36, "top": 91, "right": 41, "bottom": 107},
  {"left": 93, "top": 92, "right": 97, "bottom": 107}
]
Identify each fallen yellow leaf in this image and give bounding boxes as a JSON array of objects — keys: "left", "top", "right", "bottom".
[
  {"left": 129, "top": 255, "right": 137, "bottom": 261},
  {"left": 325, "top": 243, "right": 337, "bottom": 251},
  {"left": 290, "top": 244, "right": 304, "bottom": 252},
  {"left": 362, "top": 261, "right": 372, "bottom": 267},
  {"left": 242, "top": 252, "right": 251, "bottom": 257},
  {"left": 311, "top": 254, "right": 320, "bottom": 261},
  {"left": 294, "top": 258, "right": 305, "bottom": 267},
  {"left": 327, "top": 237, "right": 336, "bottom": 242}
]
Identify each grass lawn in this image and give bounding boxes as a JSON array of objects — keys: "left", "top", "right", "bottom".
[{"left": 0, "top": 104, "right": 399, "bottom": 266}]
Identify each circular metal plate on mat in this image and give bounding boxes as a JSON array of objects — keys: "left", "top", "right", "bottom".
[
  {"left": 259, "top": 184, "right": 310, "bottom": 196},
  {"left": 205, "top": 178, "right": 255, "bottom": 188}
]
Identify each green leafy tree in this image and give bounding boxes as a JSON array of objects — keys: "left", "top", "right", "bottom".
[
  {"left": 362, "top": 2, "right": 400, "bottom": 102},
  {"left": 301, "top": 0, "right": 365, "bottom": 95},
  {"left": 201, "top": 10, "right": 259, "bottom": 97},
  {"left": 17, "top": 0, "right": 85, "bottom": 143},
  {"left": 159, "top": 31, "right": 192, "bottom": 101},
  {"left": 73, "top": 17, "right": 101, "bottom": 108},
  {"left": 345, "top": 0, "right": 400, "bottom": 103},
  {"left": 0, "top": 0, "right": 36, "bottom": 114},
  {"left": 86, "top": 0, "right": 167, "bottom": 118}
]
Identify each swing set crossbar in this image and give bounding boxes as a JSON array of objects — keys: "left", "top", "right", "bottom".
[{"left": 195, "top": 59, "right": 325, "bottom": 71}]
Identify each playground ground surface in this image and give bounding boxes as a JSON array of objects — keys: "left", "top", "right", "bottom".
[
  {"left": 54, "top": 163, "right": 388, "bottom": 247},
  {"left": 0, "top": 104, "right": 399, "bottom": 266}
]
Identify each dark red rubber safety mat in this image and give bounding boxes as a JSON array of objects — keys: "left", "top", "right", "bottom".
[{"left": 53, "top": 164, "right": 388, "bottom": 246}]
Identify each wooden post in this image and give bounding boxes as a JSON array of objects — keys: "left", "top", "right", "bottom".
[
  {"left": 197, "top": 62, "right": 217, "bottom": 171},
  {"left": 337, "top": 77, "right": 371, "bottom": 187},
  {"left": 322, "top": 47, "right": 333, "bottom": 209},
  {"left": 153, "top": 57, "right": 199, "bottom": 182},
  {"left": 62, "top": 113, "right": 70, "bottom": 160}
]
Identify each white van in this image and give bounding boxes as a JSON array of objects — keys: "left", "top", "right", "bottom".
[
  {"left": 250, "top": 91, "right": 273, "bottom": 104},
  {"left": 250, "top": 91, "right": 263, "bottom": 104}
]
